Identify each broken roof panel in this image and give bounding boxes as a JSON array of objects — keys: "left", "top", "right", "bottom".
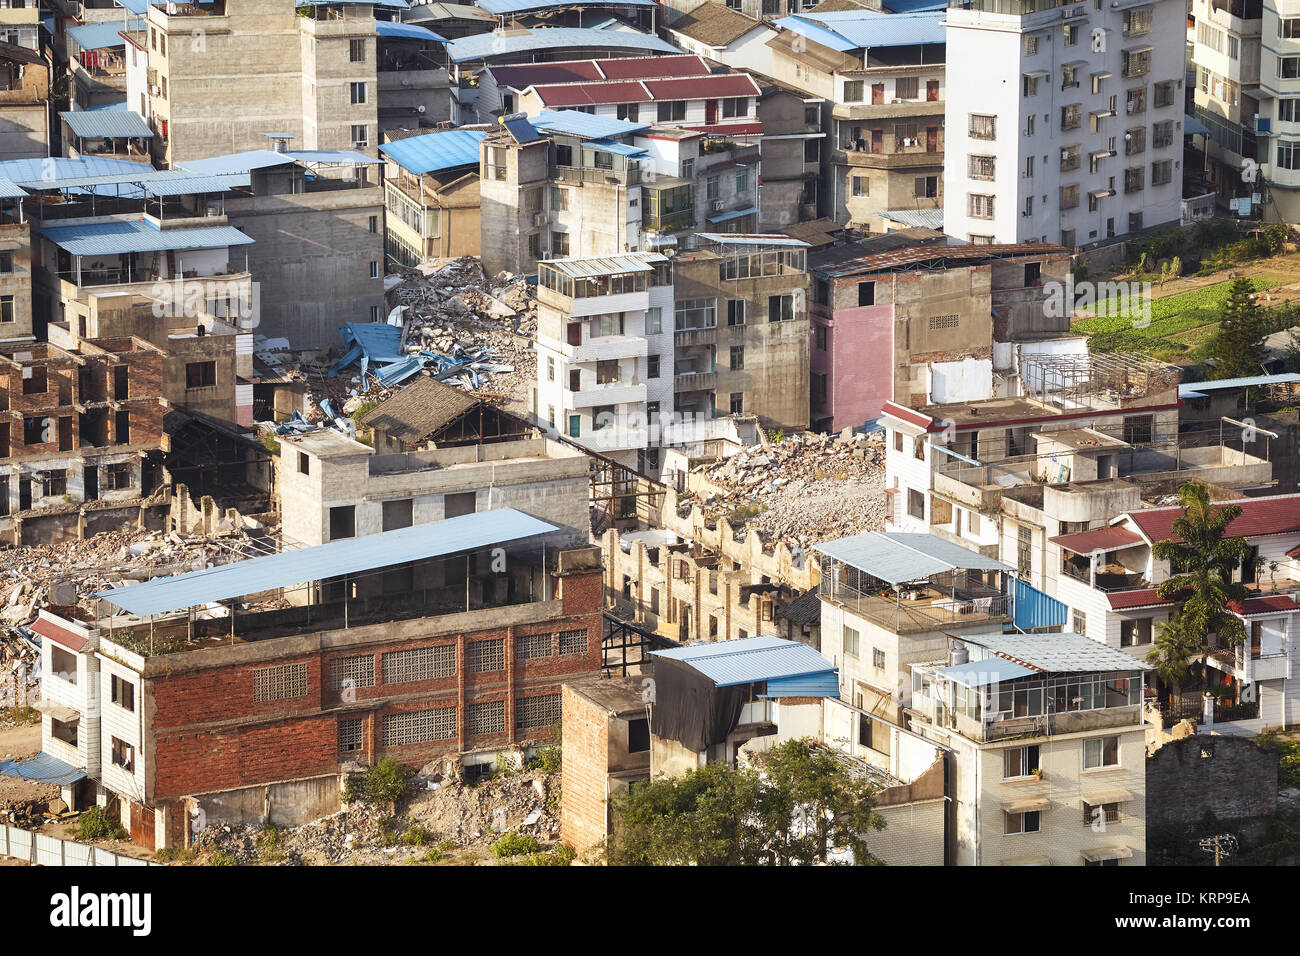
[
  {"left": 0, "top": 752, "right": 87, "bottom": 786},
  {"left": 379, "top": 129, "right": 487, "bottom": 175},
  {"left": 360, "top": 375, "right": 480, "bottom": 443},
  {"left": 651, "top": 635, "right": 837, "bottom": 688},
  {"left": 879, "top": 208, "right": 945, "bottom": 231},
  {"left": 40, "top": 219, "right": 254, "bottom": 256},
  {"left": 97, "top": 508, "right": 559, "bottom": 617}
]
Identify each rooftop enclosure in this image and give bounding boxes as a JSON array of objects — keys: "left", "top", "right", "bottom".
[
  {"left": 816, "top": 532, "right": 1011, "bottom": 632},
  {"left": 1019, "top": 352, "right": 1179, "bottom": 414},
  {"left": 538, "top": 253, "right": 672, "bottom": 301},
  {"left": 95, "top": 509, "right": 585, "bottom": 657}
]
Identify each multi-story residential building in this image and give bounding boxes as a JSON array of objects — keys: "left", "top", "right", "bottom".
[
  {"left": 0, "top": 182, "right": 32, "bottom": 343},
  {"left": 373, "top": 19, "right": 453, "bottom": 137},
  {"left": 909, "top": 631, "right": 1149, "bottom": 866},
  {"left": 944, "top": 0, "right": 1184, "bottom": 247},
  {"left": 809, "top": 237, "right": 1072, "bottom": 432},
  {"left": 0, "top": 0, "right": 39, "bottom": 51},
  {"left": 535, "top": 251, "right": 675, "bottom": 470},
  {"left": 67, "top": 18, "right": 141, "bottom": 110},
  {"left": 379, "top": 128, "right": 485, "bottom": 265},
  {"left": 30, "top": 509, "right": 604, "bottom": 847},
  {"left": 0, "top": 38, "right": 51, "bottom": 162}
]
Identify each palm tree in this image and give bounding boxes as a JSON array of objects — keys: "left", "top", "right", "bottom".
[{"left": 1146, "top": 482, "right": 1250, "bottom": 695}]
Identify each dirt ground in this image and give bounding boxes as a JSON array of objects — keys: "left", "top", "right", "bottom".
[{"left": 0, "top": 722, "right": 53, "bottom": 809}]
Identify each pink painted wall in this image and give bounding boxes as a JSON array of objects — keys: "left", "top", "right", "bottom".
[{"left": 827, "top": 304, "right": 895, "bottom": 431}]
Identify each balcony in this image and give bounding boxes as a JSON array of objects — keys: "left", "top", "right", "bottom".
[
  {"left": 819, "top": 566, "right": 1009, "bottom": 635},
  {"left": 642, "top": 206, "right": 695, "bottom": 234},
  {"left": 833, "top": 144, "right": 942, "bottom": 170},
  {"left": 674, "top": 370, "right": 717, "bottom": 392},
  {"left": 570, "top": 381, "right": 648, "bottom": 407},
  {"left": 1060, "top": 561, "right": 1151, "bottom": 593},
  {"left": 563, "top": 335, "right": 649, "bottom": 364},
  {"left": 551, "top": 164, "right": 641, "bottom": 187}
]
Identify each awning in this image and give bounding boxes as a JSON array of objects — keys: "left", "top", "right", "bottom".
[
  {"left": 1185, "top": 113, "right": 1210, "bottom": 137},
  {"left": 0, "top": 752, "right": 87, "bottom": 786},
  {"left": 1083, "top": 788, "right": 1133, "bottom": 806},
  {"left": 1004, "top": 796, "right": 1051, "bottom": 814},
  {"left": 707, "top": 205, "right": 759, "bottom": 224},
  {"left": 1081, "top": 845, "right": 1133, "bottom": 863},
  {"left": 1001, "top": 854, "right": 1051, "bottom": 866},
  {"left": 1092, "top": 70, "right": 1112, "bottom": 80},
  {"left": 1024, "top": 69, "right": 1049, "bottom": 78},
  {"left": 934, "top": 658, "right": 1035, "bottom": 688},
  {"left": 1050, "top": 526, "right": 1143, "bottom": 554},
  {"left": 33, "top": 700, "right": 79, "bottom": 723}
]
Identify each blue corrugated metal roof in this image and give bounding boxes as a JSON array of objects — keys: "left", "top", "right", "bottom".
[
  {"left": 287, "top": 149, "right": 384, "bottom": 165},
  {"left": 586, "top": 138, "right": 647, "bottom": 157},
  {"left": 377, "top": 19, "right": 447, "bottom": 41},
  {"left": 881, "top": 0, "right": 946, "bottom": 11},
  {"left": 762, "top": 671, "right": 841, "bottom": 698},
  {"left": 181, "top": 150, "right": 299, "bottom": 175},
  {"left": 116, "top": 0, "right": 153, "bottom": 13},
  {"left": 0, "top": 156, "right": 145, "bottom": 186},
  {"left": 67, "top": 19, "right": 142, "bottom": 50},
  {"left": 477, "top": 0, "right": 655, "bottom": 13},
  {"left": 1011, "top": 577, "right": 1068, "bottom": 632},
  {"left": 814, "top": 531, "right": 1011, "bottom": 584},
  {"left": 445, "top": 27, "right": 679, "bottom": 63},
  {"left": 651, "top": 636, "right": 838, "bottom": 688},
  {"left": 1184, "top": 113, "right": 1210, "bottom": 137},
  {"left": 774, "top": 10, "right": 945, "bottom": 51},
  {"left": 1178, "top": 373, "right": 1300, "bottom": 396},
  {"left": 707, "top": 205, "right": 759, "bottom": 224},
  {"left": 881, "top": 207, "right": 945, "bottom": 230},
  {"left": 98, "top": 508, "right": 559, "bottom": 617},
  {"left": 87, "top": 99, "right": 129, "bottom": 112},
  {"left": 62, "top": 109, "right": 154, "bottom": 139},
  {"left": 0, "top": 176, "right": 25, "bottom": 199},
  {"left": 0, "top": 752, "right": 86, "bottom": 785},
  {"left": 40, "top": 219, "right": 255, "bottom": 256},
  {"left": 532, "top": 109, "right": 649, "bottom": 139},
  {"left": 379, "top": 129, "right": 486, "bottom": 175},
  {"left": 143, "top": 173, "right": 250, "bottom": 196},
  {"left": 933, "top": 658, "right": 1036, "bottom": 688}
]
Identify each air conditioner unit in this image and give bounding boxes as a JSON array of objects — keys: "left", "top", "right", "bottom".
[
  {"left": 532, "top": 212, "right": 546, "bottom": 227},
  {"left": 711, "top": 200, "right": 725, "bottom": 212}
]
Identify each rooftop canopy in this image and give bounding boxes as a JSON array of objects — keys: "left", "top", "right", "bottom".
[
  {"left": 97, "top": 508, "right": 559, "bottom": 617},
  {"left": 444, "top": 26, "right": 680, "bottom": 63},
  {"left": 62, "top": 109, "right": 154, "bottom": 140},
  {"left": 962, "top": 632, "right": 1153, "bottom": 674},
  {"left": 376, "top": 19, "right": 447, "bottom": 41},
  {"left": 67, "top": 19, "right": 142, "bottom": 50},
  {"left": 40, "top": 219, "right": 255, "bottom": 257},
  {"left": 814, "top": 531, "right": 1010, "bottom": 585},
  {"left": 542, "top": 251, "right": 666, "bottom": 279},
  {"left": 651, "top": 635, "right": 837, "bottom": 688},
  {"left": 1178, "top": 372, "right": 1300, "bottom": 396},
  {"left": 530, "top": 109, "right": 650, "bottom": 139},
  {"left": 773, "top": 10, "right": 946, "bottom": 52},
  {"left": 477, "top": 0, "right": 655, "bottom": 13},
  {"left": 181, "top": 149, "right": 382, "bottom": 176},
  {"left": 379, "top": 129, "right": 487, "bottom": 175}
]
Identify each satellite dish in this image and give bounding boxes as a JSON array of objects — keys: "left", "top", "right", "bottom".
[{"left": 417, "top": 105, "right": 426, "bottom": 113}]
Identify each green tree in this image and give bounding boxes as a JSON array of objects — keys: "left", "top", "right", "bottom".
[
  {"left": 1210, "top": 278, "right": 1268, "bottom": 379},
  {"left": 1146, "top": 482, "right": 1250, "bottom": 692}
]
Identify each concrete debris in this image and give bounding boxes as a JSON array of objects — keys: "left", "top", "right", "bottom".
[{"left": 681, "top": 431, "right": 889, "bottom": 549}]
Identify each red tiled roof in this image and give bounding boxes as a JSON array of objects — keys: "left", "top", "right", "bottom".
[
  {"left": 1049, "top": 526, "right": 1145, "bottom": 554},
  {"left": 595, "top": 54, "right": 711, "bottom": 79},
  {"left": 879, "top": 400, "right": 934, "bottom": 430},
  {"left": 687, "top": 121, "right": 764, "bottom": 136},
  {"left": 645, "top": 73, "right": 761, "bottom": 99},
  {"left": 495, "top": 54, "right": 712, "bottom": 88},
  {"left": 31, "top": 614, "right": 88, "bottom": 653},
  {"left": 491, "top": 60, "right": 607, "bottom": 88},
  {"left": 1127, "top": 494, "right": 1300, "bottom": 544},
  {"left": 1228, "top": 595, "right": 1300, "bottom": 616},
  {"left": 1288, "top": 544, "right": 1300, "bottom": 559},
  {"left": 532, "top": 80, "right": 652, "bottom": 107},
  {"left": 1107, "top": 588, "right": 1177, "bottom": 611}
]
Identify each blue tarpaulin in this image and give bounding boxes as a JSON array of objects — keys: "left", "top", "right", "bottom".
[
  {"left": 0, "top": 752, "right": 87, "bottom": 786},
  {"left": 329, "top": 323, "right": 503, "bottom": 393}
]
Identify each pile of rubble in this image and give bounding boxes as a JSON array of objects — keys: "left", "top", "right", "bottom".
[
  {"left": 0, "top": 627, "right": 38, "bottom": 710},
  {"left": 683, "top": 430, "right": 889, "bottom": 549}
]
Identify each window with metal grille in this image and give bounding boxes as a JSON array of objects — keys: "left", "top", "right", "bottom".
[
  {"left": 381, "top": 645, "right": 456, "bottom": 684},
  {"left": 466, "top": 639, "right": 504, "bottom": 673},
  {"left": 516, "top": 632, "right": 553, "bottom": 660},
  {"left": 467, "top": 700, "right": 505, "bottom": 736},
  {"left": 558, "top": 629, "right": 588, "bottom": 656},
  {"left": 328, "top": 655, "right": 375, "bottom": 692},
  {"left": 1083, "top": 802, "right": 1121, "bottom": 826},
  {"left": 928, "top": 314, "right": 959, "bottom": 331},
  {"left": 382, "top": 708, "right": 456, "bottom": 746},
  {"left": 338, "top": 717, "right": 363, "bottom": 753},
  {"left": 1017, "top": 525, "right": 1032, "bottom": 577},
  {"left": 515, "top": 694, "right": 561, "bottom": 730},
  {"left": 253, "top": 663, "right": 307, "bottom": 702}
]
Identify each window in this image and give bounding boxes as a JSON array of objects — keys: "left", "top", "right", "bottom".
[
  {"left": 105, "top": 463, "right": 132, "bottom": 491},
  {"left": 1120, "top": 618, "right": 1153, "bottom": 647},
  {"left": 516, "top": 694, "right": 561, "bottom": 730},
  {"left": 1024, "top": 35, "right": 1038, "bottom": 55},
  {"left": 110, "top": 674, "right": 135, "bottom": 712},
  {"left": 350, "top": 81, "right": 367, "bottom": 104},
  {"left": 851, "top": 175, "right": 868, "bottom": 197},
  {"left": 913, "top": 435, "right": 926, "bottom": 461},
  {"left": 444, "top": 490, "right": 476, "bottom": 518},
  {"left": 858, "top": 281, "right": 875, "bottom": 306},
  {"left": 1279, "top": 141, "right": 1300, "bottom": 169},
  {"left": 968, "top": 194, "right": 995, "bottom": 219},
  {"left": 894, "top": 431, "right": 904, "bottom": 453},
  {"left": 914, "top": 176, "right": 938, "bottom": 198},
  {"left": 843, "top": 80, "right": 864, "bottom": 102},
  {"left": 968, "top": 154, "right": 995, "bottom": 180},
  {"left": 872, "top": 648, "right": 885, "bottom": 669},
  {"left": 593, "top": 405, "right": 615, "bottom": 430},
  {"left": 1060, "top": 183, "right": 1080, "bottom": 209},
  {"left": 253, "top": 663, "right": 307, "bottom": 702},
  {"left": 382, "top": 645, "right": 455, "bottom": 684},
  {"left": 338, "top": 717, "right": 363, "bottom": 753},
  {"left": 1018, "top": 524, "right": 1032, "bottom": 576},
  {"left": 185, "top": 361, "right": 216, "bottom": 389},
  {"left": 729, "top": 346, "right": 744, "bottom": 370},
  {"left": 968, "top": 114, "right": 996, "bottom": 140},
  {"left": 1151, "top": 159, "right": 1172, "bottom": 186},
  {"left": 812, "top": 372, "right": 827, "bottom": 409},
  {"left": 723, "top": 96, "right": 749, "bottom": 118},
  {"left": 805, "top": 106, "right": 819, "bottom": 125},
  {"left": 1126, "top": 87, "right": 1146, "bottom": 114},
  {"left": 1063, "top": 23, "right": 1078, "bottom": 45},
  {"left": 727, "top": 299, "right": 746, "bottom": 326},
  {"left": 468, "top": 700, "right": 505, "bottom": 736},
  {"left": 1061, "top": 104, "right": 1082, "bottom": 131},
  {"left": 1023, "top": 73, "right": 1039, "bottom": 97},
  {"left": 22, "top": 366, "right": 46, "bottom": 395},
  {"left": 646, "top": 307, "right": 663, "bottom": 335},
  {"left": 1083, "top": 801, "right": 1121, "bottom": 827},
  {"left": 1153, "top": 80, "right": 1175, "bottom": 109},
  {"left": 382, "top": 708, "right": 456, "bottom": 746},
  {"left": 647, "top": 355, "right": 660, "bottom": 378},
  {"left": 706, "top": 176, "right": 719, "bottom": 200},
  {"left": 0, "top": 252, "right": 11, "bottom": 273},
  {"left": 516, "top": 632, "right": 552, "bottom": 660},
  {"left": 1152, "top": 120, "right": 1174, "bottom": 149},
  {"left": 568, "top": 414, "right": 580, "bottom": 438},
  {"left": 1123, "top": 7, "right": 1151, "bottom": 36},
  {"left": 729, "top": 392, "right": 743, "bottom": 414},
  {"left": 907, "top": 488, "right": 925, "bottom": 519},
  {"left": 1122, "top": 48, "right": 1150, "bottom": 78},
  {"left": 370, "top": 261, "right": 379, "bottom": 279},
  {"left": 628, "top": 717, "right": 650, "bottom": 753},
  {"left": 51, "top": 717, "right": 78, "bottom": 747},
  {"left": 1084, "top": 735, "right": 1120, "bottom": 769},
  {"left": 596, "top": 359, "right": 620, "bottom": 384},
  {"left": 559, "top": 629, "right": 588, "bottom": 656},
  {"left": 657, "top": 100, "right": 686, "bottom": 122},
  {"left": 1004, "top": 745, "right": 1040, "bottom": 778},
  {"left": 1061, "top": 64, "right": 1080, "bottom": 90},
  {"left": 40, "top": 470, "right": 66, "bottom": 497},
  {"left": 381, "top": 498, "right": 413, "bottom": 531},
  {"left": 329, "top": 505, "right": 355, "bottom": 540},
  {"left": 0, "top": 295, "right": 12, "bottom": 324},
  {"left": 736, "top": 167, "right": 749, "bottom": 194},
  {"left": 1125, "top": 126, "right": 1145, "bottom": 155},
  {"left": 328, "top": 655, "right": 375, "bottom": 693},
  {"left": 843, "top": 626, "right": 860, "bottom": 657},
  {"left": 1124, "top": 165, "right": 1144, "bottom": 193},
  {"left": 894, "top": 76, "right": 918, "bottom": 100},
  {"left": 1005, "top": 810, "right": 1041, "bottom": 834},
  {"left": 617, "top": 102, "right": 639, "bottom": 122},
  {"left": 1284, "top": 17, "right": 1300, "bottom": 38},
  {"left": 768, "top": 294, "right": 794, "bottom": 322},
  {"left": 349, "top": 38, "right": 365, "bottom": 62},
  {"left": 110, "top": 737, "right": 134, "bottom": 773},
  {"left": 352, "top": 124, "right": 368, "bottom": 149},
  {"left": 929, "top": 314, "right": 959, "bottom": 331},
  {"left": 468, "top": 639, "right": 505, "bottom": 673}
]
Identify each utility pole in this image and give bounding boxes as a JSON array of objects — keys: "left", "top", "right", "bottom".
[{"left": 1199, "top": 833, "right": 1238, "bottom": 866}]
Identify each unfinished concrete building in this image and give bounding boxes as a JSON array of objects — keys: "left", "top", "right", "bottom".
[
  {"left": 379, "top": 128, "right": 484, "bottom": 266},
  {"left": 281, "top": 377, "right": 592, "bottom": 549},
  {"left": 33, "top": 512, "right": 603, "bottom": 847},
  {"left": 0, "top": 39, "right": 51, "bottom": 163},
  {"left": 0, "top": 336, "right": 168, "bottom": 545},
  {"left": 0, "top": 184, "right": 32, "bottom": 343}
]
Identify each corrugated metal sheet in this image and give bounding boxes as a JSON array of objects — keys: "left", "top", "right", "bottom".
[
  {"left": 67, "top": 19, "right": 143, "bottom": 50},
  {"left": 1011, "top": 577, "right": 1068, "bottom": 631},
  {"left": 478, "top": 0, "right": 655, "bottom": 13},
  {"left": 40, "top": 219, "right": 255, "bottom": 256},
  {"left": 776, "top": 10, "right": 946, "bottom": 50},
  {"left": 762, "top": 671, "right": 840, "bottom": 698},
  {"left": 706, "top": 205, "right": 758, "bottom": 223},
  {"left": 61, "top": 109, "right": 154, "bottom": 139},
  {"left": 0, "top": 155, "right": 146, "bottom": 186},
  {"left": 651, "top": 635, "right": 837, "bottom": 687},
  {"left": 544, "top": 251, "right": 665, "bottom": 278},
  {"left": 376, "top": 19, "right": 447, "bottom": 41},
  {"left": 287, "top": 150, "right": 384, "bottom": 165},
  {"left": 966, "top": 632, "right": 1152, "bottom": 673},
  {"left": 0, "top": 176, "right": 25, "bottom": 199},
  {"left": 814, "top": 531, "right": 1011, "bottom": 584},
  {"left": 446, "top": 28, "right": 679, "bottom": 63},
  {"left": 181, "top": 150, "right": 300, "bottom": 175},
  {"left": 880, "top": 208, "right": 945, "bottom": 231},
  {"left": 696, "top": 233, "right": 810, "bottom": 247},
  {"left": 379, "top": 129, "right": 486, "bottom": 175},
  {"left": 0, "top": 753, "right": 87, "bottom": 786},
  {"left": 933, "top": 658, "right": 1035, "bottom": 688},
  {"left": 585, "top": 138, "right": 647, "bottom": 157},
  {"left": 97, "top": 508, "right": 559, "bottom": 617},
  {"left": 142, "top": 173, "right": 251, "bottom": 196},
  {"left": 531, "top": 109, "right": 650, "bottom": 139},
  {"left": 1177, "top": 373, "right": 1300, "bottom": 396},
  {"left": 87, "top": 100, "right": 130, "bottom": 112}
]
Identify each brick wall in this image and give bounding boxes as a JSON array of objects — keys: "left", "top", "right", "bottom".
[
  {"left": 561, "top": 685, "right": 611, "bottom": 855},
  {"left": 1146, "top": 734, "right": 1278, "bottom": 830}
]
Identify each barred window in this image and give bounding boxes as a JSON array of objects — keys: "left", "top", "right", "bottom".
[
  {"left": 468, "top": 639, "right": 505, "bottom": 673},
  {"left": 928, "top": 314, "right": 959, "bottom": 331},
  {"left": 253, "top": 663, "right": 307, "bottom": 703},
  {"left": 558, "top": 629, "right": 588, "bottom": 656},
  {"left": 467, "top": 700, "right": 506, "bottom": 736},
  {"left": 338, "top": 717, "right": 363, "bottom": 753},
  {"left": 382, "top": 707, "right": 456, "bottom": 746},
  {"left": 968, "top": 113, "right": 996, "bottom": 140},
  {"left": 968, "top": 154, "right": 995, "bottom": 180},
  {"left": 516, "top": 632, "right": 553, "bottom": 660},
  {"left": 381, "top": 645, "right": 456, "bottom": 684},
  {"left": 516, "top": 694, "right": 561, "bottom": 730},
  {"left": 968, "top": 194, "right": 995, "bottom": 219},
  {"left": 328, "top": 655, "right": 375, "bottom": 692}
]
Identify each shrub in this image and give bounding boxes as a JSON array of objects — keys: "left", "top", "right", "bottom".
[
  {"left": 1, "top": 705, "right": 39, "bottom": 725},
  {"left": 256, "top": 825, "right": 285, "bottom": 862},
  {"left": 401, "top": 825, "right": 431, "bottom": 847},
  {"left": 1258, "top": 732, "right": 1300, "bottom": 789},
  {"left": 154, "top": 846, "right": 195, "bottom": 863},
  {"left": 528, "top": 744, "right": 562, "bottom": 775},
  {"left": 207, "top": 852, "right": 238, "bottom": 867},
  {"left": 491, "top": 831, "right": 540, "bottom": 858},
  {"left": 77, "top": 806, "right": 127, "bottom": 842},
  {"left": 348, "top": 758, "right": 415, "bottom": 805}
]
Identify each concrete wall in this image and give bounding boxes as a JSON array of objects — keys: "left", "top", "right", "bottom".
[{"left": 1146, "top": 734, "right": 1277, "bottom": 830}]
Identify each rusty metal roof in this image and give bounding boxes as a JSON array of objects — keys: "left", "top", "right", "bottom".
[{"left": 814, "top": 241, "right": 1068, "bottom": 279}]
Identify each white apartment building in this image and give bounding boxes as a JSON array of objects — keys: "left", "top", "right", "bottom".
[
  {"left": 944, "top": 0, "right": 1185, "bottom": 247},
  {"left": 536, "top": 252, "right": 676, "bottom": 470}
]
